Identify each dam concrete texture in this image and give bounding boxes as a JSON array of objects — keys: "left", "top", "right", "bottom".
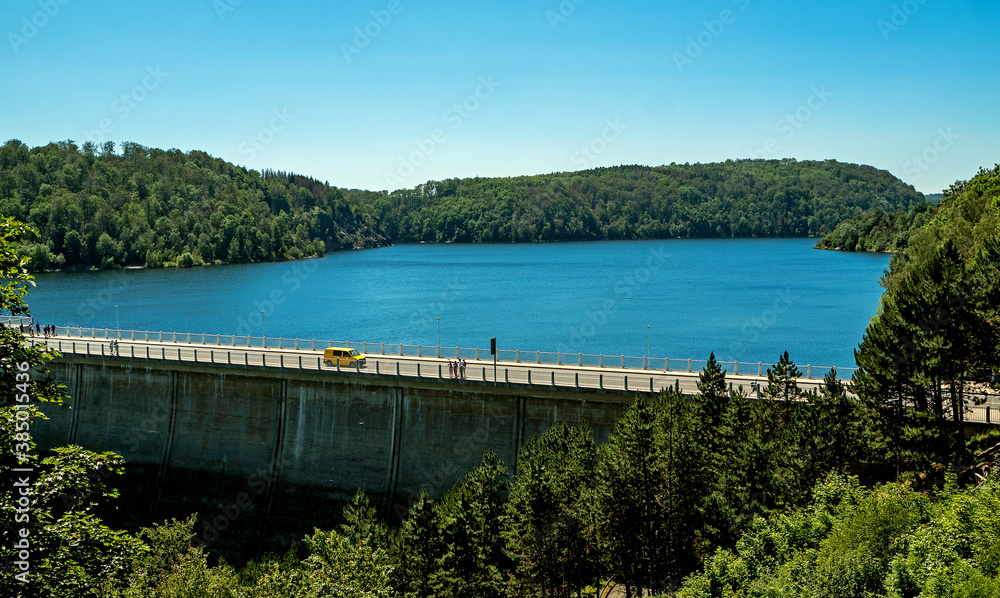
[{"left": 33, "top": 354, "right": 640, "bottom": 547}]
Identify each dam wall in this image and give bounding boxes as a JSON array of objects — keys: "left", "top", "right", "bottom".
[{"left": 33, "top": 355, "right": 639, "bottom": 555}]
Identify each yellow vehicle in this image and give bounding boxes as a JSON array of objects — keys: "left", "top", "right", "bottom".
[{"left": 323, "top": 347, "right": 367, "bottom": 368}]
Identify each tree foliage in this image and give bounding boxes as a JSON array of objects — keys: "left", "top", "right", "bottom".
[
  {"left": 815, "top": 201, "right": 935, "bottom": 252},
  {"left": 351, "top": 159, "right": 925, "bottom": 243},
  {"left": 853, "top": 162, "right": 1000, "bottom": 481},
  {"left": 0, "top": 218, "right": 141, "bottom": 598},
  {"left": 0, "top": 139, "right": 387, "bottom": 271}
]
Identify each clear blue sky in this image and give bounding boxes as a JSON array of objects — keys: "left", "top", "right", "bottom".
[{"left": 3, "top": 0, "right": 997, "bottom": 194}]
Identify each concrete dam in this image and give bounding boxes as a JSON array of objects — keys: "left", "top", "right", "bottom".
[{"left": 33, "top": 351, "right": 641, "bottom": 554}]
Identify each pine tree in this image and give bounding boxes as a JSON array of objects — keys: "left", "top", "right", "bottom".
[{"left": 503, "top": 423, "right": 599, "bottom": 597}]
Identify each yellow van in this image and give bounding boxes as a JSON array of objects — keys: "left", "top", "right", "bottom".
[{"left": 323, "top": 347, "right": 367, "bottom": 368}]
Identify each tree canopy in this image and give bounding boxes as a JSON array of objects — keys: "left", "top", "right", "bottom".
[
  {"left": 0, "top": 140, "right": 387, "bottom": 271},
  {"left": 349, "top": 159, "right": 924, "bottom": 243}
]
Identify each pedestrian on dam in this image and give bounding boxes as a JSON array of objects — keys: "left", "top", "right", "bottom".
[
  {"left": 448, "top": 360, "right": 454, "bottom": 378},
  {"left": 460, "top": 359, "right": 466, "bottom": 379}
]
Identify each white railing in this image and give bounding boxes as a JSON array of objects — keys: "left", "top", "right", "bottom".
[{"left": 1, "top": 317, "right": 857, "bottom": 380}]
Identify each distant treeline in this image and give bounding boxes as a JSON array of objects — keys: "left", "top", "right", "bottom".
[
  {"left": 814, "top": 201, "right": 936, "bottom": 252},
  {"left": 348, "top": 160, "right": 925, "bottom": 243},
  {"left": 0, "top": 140, "right": 387, "bottom": 271}
]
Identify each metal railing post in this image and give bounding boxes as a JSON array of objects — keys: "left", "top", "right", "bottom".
[
  {"left": 528, "top": 370, "right": 531, "bottom": 385},
  {"left": 599, "top": 374, "right": 603, "bottom": 389}
]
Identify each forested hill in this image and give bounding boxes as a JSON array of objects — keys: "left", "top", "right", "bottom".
[
  {"left": 347, "top": 160, "right": 925, "bottom": 243},
  {"left": 813, "top": 201, "right": 936, "bottom": 252},
  {"left": 0, "top": 140, "right": 388, "bottom": 271}
]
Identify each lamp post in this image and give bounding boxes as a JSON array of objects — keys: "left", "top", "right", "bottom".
[
  {"left": 115, "top": 305, "right": 120, "bottom": 338},
  {"left": 260, "top": 310, "right": 265, "bottom": 347},
  {"left": 646, "top": 324, "right": 650, "bottom": 369},
  {"left": 436, "top": 317, "right": 440, "bottom": 358}
]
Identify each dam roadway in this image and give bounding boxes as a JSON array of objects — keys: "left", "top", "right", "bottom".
[{"left": 33, "top": 332, "right": 826, "bottom": 396}]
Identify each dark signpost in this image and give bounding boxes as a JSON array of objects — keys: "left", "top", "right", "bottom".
[{"left": 490, "top": 337, "right": 497, "bottom": 386}]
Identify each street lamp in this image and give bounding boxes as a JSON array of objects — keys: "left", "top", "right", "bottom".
[
  {"left": 115, "top": 305, "right": 120, "bottom": 338},
  {"left": 436, "top": 317, "right": 440, "bottom": 357},
  {"left": 646, "top": 324, "right": 651, "bottom": 368},
  {"left": 260, "top": 310, "right": 265, "bottom": 346}
]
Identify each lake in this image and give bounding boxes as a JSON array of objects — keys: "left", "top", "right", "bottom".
[{"left": 26, "top": 239, "right": 890, "bottom": 369}]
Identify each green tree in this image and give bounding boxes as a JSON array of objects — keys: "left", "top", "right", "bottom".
[
  {"left": 503, "top": 422, "right": 599, "bottom": 597},
  {"left": 0, "top": 217, "right": 141, "bottom": 598}
]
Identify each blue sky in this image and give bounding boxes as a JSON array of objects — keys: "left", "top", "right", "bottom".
[{"left": 2, "top": 0, "right": 997, "bottom": 194}]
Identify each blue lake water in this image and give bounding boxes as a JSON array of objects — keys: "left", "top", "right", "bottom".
[{"left": 25, "top": 239, "right": 890, "bottom": 369}]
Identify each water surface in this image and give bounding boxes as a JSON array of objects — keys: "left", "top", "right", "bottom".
[{"left": 27, "top": 239, "right": 890, "bottom": 368}]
